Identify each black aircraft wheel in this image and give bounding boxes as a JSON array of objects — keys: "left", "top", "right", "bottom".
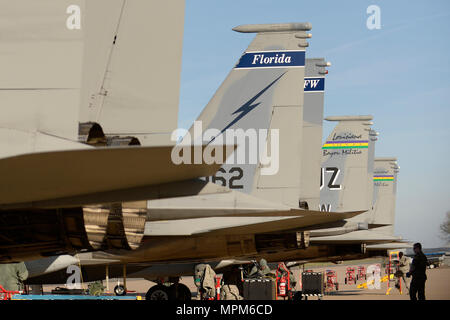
[
  {"left": 114, "top": 285, "right": 126, "bottom": 296},
  {"left": 169, "top": 283, "right": 192, "bottom": 301},
  {"left": 146, "top": 285, "right": 170, "bottom": 300}
]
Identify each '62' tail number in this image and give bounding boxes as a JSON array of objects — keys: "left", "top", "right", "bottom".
[{"left": 204, "top": 167, "right": 244, "bottom": 189}]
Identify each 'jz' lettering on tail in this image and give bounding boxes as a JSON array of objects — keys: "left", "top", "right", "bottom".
[{"left": 320, "top": 167, "right": 342, "bottom": 190}]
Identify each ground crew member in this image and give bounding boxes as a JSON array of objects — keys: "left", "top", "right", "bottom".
[
  {"left": 0, "top": 262, "right": 28, "bottom": 292},
  {"left": 194, "top": 264, "right": 217, "bottom": 299},
  {"left": 407, "top": 242, "right": 428, "bottom": 300},
  {"left": 395, "top": 252, "right": 410, "bottom": 293},
  {"left": 249, "top": 259, "right": 273, "bottom": 278}
]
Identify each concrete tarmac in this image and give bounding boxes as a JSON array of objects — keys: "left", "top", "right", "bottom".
[
  {"left": 291, "top": 263, "right": 450, "bottom": 300},
  {"left": 43, "top": 262, "right": 450, "bottom": 300}
]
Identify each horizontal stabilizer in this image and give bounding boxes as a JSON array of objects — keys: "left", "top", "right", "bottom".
[
  {"left": 310, "top": 230, "right": 402, "bottom": 244},
  {"left": 0, "top": 145, "right": 232, "bottom": 207},
  {"left": 148, "top": 190, "right": 295, "bottom": 221},
  {"left": 145, "top": 209, "right": 363, "bottom": 236},
  {"left": 368, "top": 223, "right": 391, "bottom": 229},
  {"left": 206, "top": 210, "right": 364, "bottom": 235},
  {"left": 22, "top": 179, "right": 229, "bottom": 209},
  {"left": 366, "top": 241, "right": 413, "bottom": 250}
]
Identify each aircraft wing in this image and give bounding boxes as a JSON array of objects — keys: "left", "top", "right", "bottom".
[{"left": 0, "top": 145, "right": 229, "bottom": 208}]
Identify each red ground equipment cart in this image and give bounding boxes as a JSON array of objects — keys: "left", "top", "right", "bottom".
[
  {"left": 344, "top": 267, "right": 357, "bottom": 285},
  {"left": 357, "top": 266, "right": 366, "bottom": 281},
  {"left": 325, "top": 269, "right": 339, "bottom": 291}
]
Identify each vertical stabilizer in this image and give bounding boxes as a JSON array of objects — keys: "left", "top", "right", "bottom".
[
  {"left": 370, "top": 157, "right": 399, "bottom": 235},
  {"left": 299, "top": 58, "right": 330, "bottom": 209},
  {"left": 80, "top": 0, "right": 185, "bottom": 145},
  {"left": 189, "top": 23, "right": 312, "bottom": 207},
  {"left": 0, "top": 0, "right": 86, "bottom": 158},
  {"left": 320, "top": 116, "right": 374, "bottom": 213}
]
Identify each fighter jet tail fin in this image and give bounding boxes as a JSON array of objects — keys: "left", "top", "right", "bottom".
[
  {"left": 80, "top": 0, "right": 185, "bottom": 144},
  {"left": 186, "top": 23, "right": 312, "bottom": 207},
  {"left": 320, "top": 116, "right": 376, "bottom": 214},
  {"left": 369, "top": 157, "right": 399, "bottom": 236},
  {"left": 299, "top": 58, "right": 330, "bottom": 211}
]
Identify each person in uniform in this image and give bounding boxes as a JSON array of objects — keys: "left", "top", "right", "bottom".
[
  {"left": 395, "top": 251, "right": 410, "bottom": 293},
  {"left": 0, "top": 262, "right": 28, "bottom": 292},
  {"left": 407, "top": 243, "right": 428, "bottom": 300},
  {"left": 249, "top": 259, "right": 273, "bottom": 278}
]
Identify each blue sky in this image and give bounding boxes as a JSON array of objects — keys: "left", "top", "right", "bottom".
[{"left": 178, "top": 0, "right": 450, "bottom": 248}]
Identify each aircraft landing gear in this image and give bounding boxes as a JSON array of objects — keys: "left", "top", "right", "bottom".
[
  {"left": 169, "top": 283, "right": 191, "bottom": 301},
  {"left": 113, "top": 264, "right": 128, "bottom": 296},
  {"left": 146, "top": 285, "right": 170, "bottom": 300},
  {"left": 114, "top": 284, "right": 126, "bottom": 296},
  {"left": 145, "top": 277, "right": 191, "bottom": 301}
]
